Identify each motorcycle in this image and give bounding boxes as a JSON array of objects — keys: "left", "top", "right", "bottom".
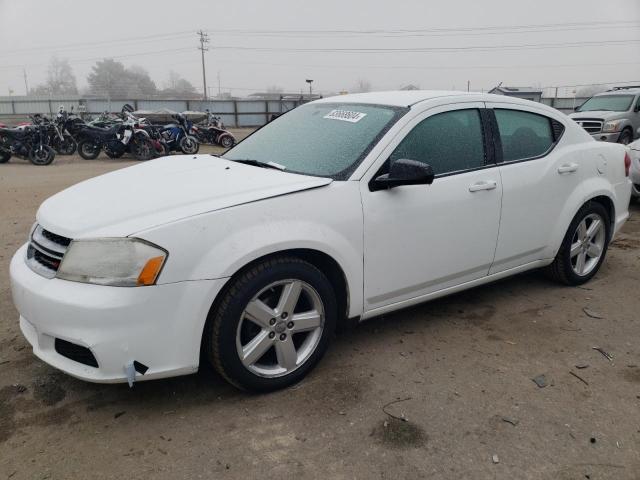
[
  {"left": 0, "top": 115, "right": 55, "bottom": 165},
  {"left": 194, "top": 111, "right": 235, "bottom": 148},
  {"left": 76, "top": 111, "right": 154, "bottom": 161},
  {"left": 49, "top": 106, "right": 79, "bottom": 155},
  {"left": 153, "top": 113, "right": 199, "bottom": 154}
]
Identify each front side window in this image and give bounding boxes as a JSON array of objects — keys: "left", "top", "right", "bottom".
[
  {"left": 577, "top": 95, "right": 634, "bottom": 112},
  {"left": 494, "top": 109, "right": 554, "bottom": 162},
  {"left": 389, "top": 109, "right": 486, "bottom": 176},
  {"left": 223, "top": 102, "right": 406, "bottom": 179}
]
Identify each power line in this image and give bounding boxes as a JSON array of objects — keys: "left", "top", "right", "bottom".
[{"left": 211, "top": 38, "right": 640, "bottom": 54}]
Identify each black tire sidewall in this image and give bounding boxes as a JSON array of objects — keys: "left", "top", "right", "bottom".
[
  {"left": 78, "top": 140, "right": 100, "bottom": 159},
  {"left": 558, "top": 202, "right": 611, "bottom": 285},
  {"left": 29, "top": 146, "right": 55, "bottom": 165},
  {"left": 619, "top": 129, "right": 632, "bottom": 145},
  {"left": 209, "top": 259, "right": 337, "bottom": 392}
]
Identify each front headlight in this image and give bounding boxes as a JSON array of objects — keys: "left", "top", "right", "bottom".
[
  {"left": 602, "top": 120, "right": 622, "bottom": 133},
  {"left": 56, "top": 238, "right": 167, "bottom": 286}
]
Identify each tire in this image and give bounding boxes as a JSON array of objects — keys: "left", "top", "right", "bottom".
[
  {"left": 218, "top": 134, "right": 235, "bottom": 148},
  {"left": 618, "top": 129, "right": 633, "bottom": 145},
  {"left": 28, "top": 145, "right": 55, "bottom": 166},
  {"left": 0, "top": 150, "right": 10, "bottom": 163},
  {"left": 131, "top": 138, "right": 154, "bottom": 161},
  {"left": 105, "top": 146, "right": 125, "bottom": 159},
  {"left": 204, "top": 256, "right": 337, "bottom": 392},
  {"left": 179, "top": 135, "right": 199, "bottom": 154},
  {"left": 53, "top": 135, "right": 77, "bottom": 155},
  {"left": 546, "top": 201, "right": 610, "bottom": 285},
  {"left": 78, "top": 139, "right": 101, "bottom": 160}
]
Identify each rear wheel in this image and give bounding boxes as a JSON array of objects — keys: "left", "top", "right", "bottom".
[
  {"left": 78, "top": 139, "right": 101, "bottom": 160},
  {"left": 204, "top": 256, "right": 337, "bottom": 392},
  {"left": 131, "top": 138, "right": 154, "bottom": 161},
  {"left": 546, "top": 202, "right": 610, "bottom": 285},
  {"left": 219, "top": 134, "right": 235, "bottom": 148},
  {"left": 0, "top": 150, "right": 10, "bottom": 163},
  {"left": 53, "top": 135, "right": 77, "bottom": 155},
  {"left": 28, "top": 145, "right": 55, "bottom": 166}
]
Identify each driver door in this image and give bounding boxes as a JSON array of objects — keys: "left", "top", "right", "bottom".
[{"left": 361, "top": 103, "right": 502, "bottom": 313}]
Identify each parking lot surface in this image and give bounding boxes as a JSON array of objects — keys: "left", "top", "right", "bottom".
[{"left": 1, "top": 142, "right": 639, "bottom": 479}]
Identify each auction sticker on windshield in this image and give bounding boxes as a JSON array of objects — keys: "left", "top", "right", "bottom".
[{"left": 324, "top": 109, "right": 367, "bottom": 123}]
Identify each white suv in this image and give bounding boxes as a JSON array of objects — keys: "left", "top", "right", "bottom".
[{"left": 10, "top": 91, "right": 632, "bottom": 391}]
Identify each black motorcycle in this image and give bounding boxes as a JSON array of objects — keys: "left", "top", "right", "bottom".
[
  {"left": 76, "top": 113, "right": 154, "bottom": 161},
  {"left": 0, "top": 116, "right": 55, "bottom": 166},
  {"left": 49, "top": 107, "right": 85, "bottom": 155}
]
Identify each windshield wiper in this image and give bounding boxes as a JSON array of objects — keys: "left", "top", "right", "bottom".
[{"left": 231, "top": 159, "right": 286, "bottom": 171}]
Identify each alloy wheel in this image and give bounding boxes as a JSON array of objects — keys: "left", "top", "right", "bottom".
[
  {"left": 570, "top": 213, "right": 606, "bottom": 276},
  {"left": 236, "top": 279, "right": 325, "bottom": 378}
]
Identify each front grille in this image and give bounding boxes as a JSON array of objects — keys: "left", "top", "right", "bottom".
[
  {"left": 54, "top": 338, "right": 99, "bottom": 368},
  {"left": 574, "top": 118, "right": 603, "bottom": 134},
  {"left": 26, "top": 225, "right": 71, "bottom": 278}
]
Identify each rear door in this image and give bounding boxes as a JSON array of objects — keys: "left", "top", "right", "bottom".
[{"left": 485, "top": 103, "right": 582, "bottom": 273}]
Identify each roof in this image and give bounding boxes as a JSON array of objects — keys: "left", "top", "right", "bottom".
[{"left": 315, "top": 90, "right": 477, "bottom": 107}]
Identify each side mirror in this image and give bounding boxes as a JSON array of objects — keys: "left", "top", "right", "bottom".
[{"left": 371, "top": 159, "right": 435, "bottom": 191}]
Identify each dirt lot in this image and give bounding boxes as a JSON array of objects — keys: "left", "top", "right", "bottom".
[{"left": 1, "top": 141, "right": 639, "bottom": 479}]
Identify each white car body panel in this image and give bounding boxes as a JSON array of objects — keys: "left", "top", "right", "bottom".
[
  {"left": 9, "top": 90, "right": 632, "bottom": 384},
  {"left": 628, "top": 139, "right": 640, "bottom": 197}
]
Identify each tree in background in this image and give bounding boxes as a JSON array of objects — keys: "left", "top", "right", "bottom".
[
  {"left": 266, "top": 85, "right": 284, "bottom": 94},
  {"left": 353, "top": 79, "right": 372, "bottom": 93},
  {"left": 160, "top": 71, "right": 198, "bottom": 98},
  {"left": 87, "top": 59, "right": 157, "bottom": 97},
  {"left": 30, "top": 57, "right": 78, "bottom": 95}
]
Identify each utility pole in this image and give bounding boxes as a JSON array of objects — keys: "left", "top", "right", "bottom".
[
  {"left": 197, "top": 30, "right": 210, "bottom": 101},
  {"left": 467, "top": 80, "right": 470, "bottom": 92},
  {"left": 217, "top": 71, "right": 221, "bottom": 97},
  {"left": 306, "top": 79, "right": 314, "bottom": 97},
  {"left": 23, "top": 68, "right": 29, "bottom": 95}
]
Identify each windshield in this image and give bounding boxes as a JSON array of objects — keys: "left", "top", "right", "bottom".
[
  {"left": 223, "top": 102, "right": 407, "bottom": 179},
  {"left": 577, "top": 95, "right": 634, "bottom": 112}
]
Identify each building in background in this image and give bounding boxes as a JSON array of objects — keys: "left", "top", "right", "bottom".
[{"left": 488, "top": 86, "right": 543, "bottom": 102}]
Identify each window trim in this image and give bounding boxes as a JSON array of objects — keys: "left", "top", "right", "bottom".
[
  {"left": 368, "top": 107, "right": 496, "bottom": 190},
  {"left": 489, "top": 108, "right": 565, "bottom": 165}
]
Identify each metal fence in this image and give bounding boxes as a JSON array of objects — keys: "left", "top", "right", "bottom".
[
  {"left": 0, "top": 96, "right": 307, "bottom": 127},
  {"left": 0, "top": 94, "right": 590, "bottom": 125}
]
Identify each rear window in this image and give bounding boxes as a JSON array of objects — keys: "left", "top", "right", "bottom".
[{"left": 494, "top": 109, "right": 554, "bottom": 162}]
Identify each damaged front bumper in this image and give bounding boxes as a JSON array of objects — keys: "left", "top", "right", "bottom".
[{"left": 10, "top": 244, "right": 227, "bottom": 384}]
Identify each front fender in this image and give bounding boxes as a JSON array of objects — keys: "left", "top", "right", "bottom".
[{"left": 138, "top": 183, "right": 365, "bottom": 317}]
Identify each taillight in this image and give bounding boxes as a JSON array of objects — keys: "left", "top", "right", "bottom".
[{"left": 624, "top": 151, "right": 631, "bottom": 177}]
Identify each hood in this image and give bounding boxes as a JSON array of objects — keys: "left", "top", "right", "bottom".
[
  {"left": 37, "top": 155, "right": 332, "bottom": 238},
  {"left": 569, "top": 111, "right": 625, "bottom": 121}
]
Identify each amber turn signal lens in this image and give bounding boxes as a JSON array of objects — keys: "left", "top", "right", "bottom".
[{"left": 137, "top": 256, "right": 165, "bottom": 286}]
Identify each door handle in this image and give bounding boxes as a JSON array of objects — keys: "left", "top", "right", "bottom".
[
  {"left": 468, "top": 180, "right": 497, "bottom": 192},
  {"left": 557, "top": 163, "right": 578, "bottom": 174}
]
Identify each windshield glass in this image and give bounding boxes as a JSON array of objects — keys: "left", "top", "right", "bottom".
[
  {"left": 223, "top": 102, "right": 406, "bottom": 179},
  {"left": 577, "top": 95, "right": 634, "bottom": 112}
]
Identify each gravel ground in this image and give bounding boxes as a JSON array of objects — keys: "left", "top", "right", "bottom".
[{"left": 1, "top": 139, "right": 639, "bottom": 479}]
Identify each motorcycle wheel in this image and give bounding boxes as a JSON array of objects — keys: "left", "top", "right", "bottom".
[
  {"left": 153, "top": 141, "right": 168, "bottom": 157},
  {"left": 78, "top": 139, "right": 101, "bottom": 160},
  {"left": 131, "top": 138, "right": 154, "bottom": 161},
  {"left": 105, "top": 146, "right": 125, "bottom": 159},
  {"left": 219, "top": 134, "right": 235, "bottom": 148},
  {"left": 179, "top": 135, "right": 199, "bottom": 154},
  {"left": 54, "top": 135, "right": 77, "bottom": 155},
  {"left": 29, "top": 145, "right": 55, "bottom": 166},
  {"left": 0, "top": 150, "right": 10, "bottom": 163}
]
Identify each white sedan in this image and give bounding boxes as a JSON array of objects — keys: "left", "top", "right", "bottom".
[
  {"left": 628, "top": 138, "right": 640, "bottom": 198},
  {"left": 10, "top": 91, "right": 632, "bottom": 392}
]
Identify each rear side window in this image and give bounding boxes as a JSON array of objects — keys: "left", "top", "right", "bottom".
[
  {"left": 494, "top": 109, "right": 554, "bottom": 162},
  {"left": 389, "top": 109, "right": 486, "bottom": 176}
]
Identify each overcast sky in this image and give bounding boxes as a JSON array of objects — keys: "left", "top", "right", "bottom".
[{"left": 0, "top": 0, "right": 639, "bottom": 97}]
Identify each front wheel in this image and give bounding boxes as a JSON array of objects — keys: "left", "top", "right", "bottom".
[
  {"left": 53, "top": 135, "right": 77, "bottom": 155},
  {"left": 28, "top": 145, "right": 55, "bottom": 166},
  {"left": 78, "top": 139, "right": 101, "bottom": 160},
  {"left": 179, "top": 135, "right": 199, "bottom": 154},
  {"left": 204, "top": 256, "right": 337, "bottom": 392},
  {"left": 546, "top": 202, "right": 610, "bottom": 285},
  {"left": 618, "top": 129, "right": 633, "bottom": 145}
]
